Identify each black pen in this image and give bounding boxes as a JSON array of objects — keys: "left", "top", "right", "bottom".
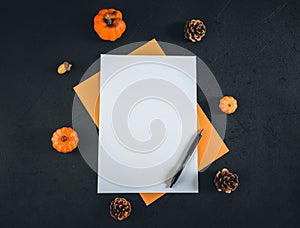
[{"left": 169, "top": 129, "right": 204, "bottom": 188}]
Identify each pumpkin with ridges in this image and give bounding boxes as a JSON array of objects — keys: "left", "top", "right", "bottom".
[
  {"left": 51, "top": 127, "right": 79, "bottom": 153},
  {"left": 94, "top": 9, "right": 126, "bottom": 41},
  {"left": 219, "top": 96, "right": 238, "bottom": 114}
]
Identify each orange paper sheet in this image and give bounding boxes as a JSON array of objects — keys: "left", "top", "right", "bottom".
[{"left": 73, "top": 39, "right": 229, "bottom": 205}]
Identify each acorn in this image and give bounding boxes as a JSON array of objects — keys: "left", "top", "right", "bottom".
[{"left": 57, "top": 61, "right": 72, "bottom": 75}]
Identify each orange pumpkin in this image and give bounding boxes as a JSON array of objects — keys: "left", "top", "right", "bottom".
[
  {"left": 219, "top": 96, "right": 238, "bottom": 114},
  {"left": 94, "top": 9, "right": 126, "bottom": 41},
  {"left": 51, "top": 127, "right": 79, "bottom": 153}
]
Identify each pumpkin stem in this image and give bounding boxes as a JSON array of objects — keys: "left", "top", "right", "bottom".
[
  {"left": 61, "top": 136, "right": 68, "bottom": 142},
  {"left": 104, "top": 15, "right": 113, "bottom": 26}
]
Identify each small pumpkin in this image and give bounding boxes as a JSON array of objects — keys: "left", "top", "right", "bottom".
[
  {"left": 51, "top": 127, "right": 79, "bottom": 153},
  {"left": 94, "top": 8, "right": 126, "bottom": 41},
  {"left": 219, "top": 96, "right": 238, "bottom": 114}
]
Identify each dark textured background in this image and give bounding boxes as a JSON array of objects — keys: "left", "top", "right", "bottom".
[{"left": 0, "top": 0, "right": 299, "bottom": 227}]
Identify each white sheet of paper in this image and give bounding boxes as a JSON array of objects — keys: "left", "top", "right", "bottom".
[{"left": 98, "top": 55, "right": 198, "bottom": 193}]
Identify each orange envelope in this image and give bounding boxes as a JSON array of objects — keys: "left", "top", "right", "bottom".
[{"left": 73, "top": 39, "right": 229, "bottom": 205}]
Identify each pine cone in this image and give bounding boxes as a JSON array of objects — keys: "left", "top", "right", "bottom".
[
  {"left": 184, "top": 19, "right": 206, "bottom": 42},
  {"left": 214, "top": 168, "right": 239, "bottom": 194},
  {"left": 110, "top": 198, "right": 132, "bottom": 221}
]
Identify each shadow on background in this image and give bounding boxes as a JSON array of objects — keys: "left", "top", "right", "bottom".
[
  {"left": 198, "top": 169, "right": 216, "bottom": 194},
  {"left": 166, "top": 22, "right": 186, "bottom": 42}
]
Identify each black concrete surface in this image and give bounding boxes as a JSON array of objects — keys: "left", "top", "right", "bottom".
[{"left": 0, "top": 0, "right": 299, "bottom": 227}]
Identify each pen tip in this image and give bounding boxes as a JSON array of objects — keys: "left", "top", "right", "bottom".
[{"left": 198, "top": 128, "right": 204, "bottom": 135}]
